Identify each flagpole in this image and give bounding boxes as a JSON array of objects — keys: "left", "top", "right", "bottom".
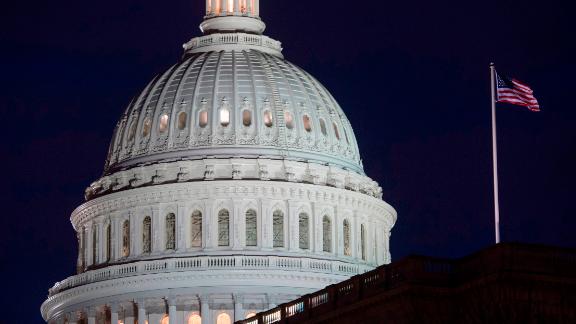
[{"left": 490, "top": 63, "right": 501, "bottom": 244}]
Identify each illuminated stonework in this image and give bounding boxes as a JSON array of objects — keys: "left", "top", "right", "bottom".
[{"left": 41, "top": 1, "right": 397, "bottom": 323}]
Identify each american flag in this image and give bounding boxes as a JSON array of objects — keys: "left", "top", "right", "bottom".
[{"left": 496, "top": 72, "right": 540, "bottom": 112}]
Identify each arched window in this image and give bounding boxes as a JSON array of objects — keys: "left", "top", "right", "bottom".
[
  {"left": 142, "top": 118, "right": 152, "bottom": 137},
  {"left": 272, "top": 210, "right": 285, "bottom": 248},
  {"left": 188, "top": 314, "right": 202, "bottom": 324},
  {"left": 245, "top": 209, "right": 258, "bottom": 247},
  {"left": 217, "top": 313, "right": 231, "bottom": 324},
  {"left": 161, "top": 315, "right": 169, "bottom": 324},
  {"left": 218, "top": 209, "right": 230, "bottom": 247},
  {"left": 159, "top": 114, "right": 169, "bottom": 133},
  {"left": 361, "top": 224, "right": 367, "bottom": 261},
  {"left": 333, "top": 122, "right": 340, "bottom": 140},
  {"left": 263, "top": 110, "right": 273, "bottom": 127},
  {"left": 128, "top": 122, "right": 137, "bottom": 142},
  {"left": 220, "top": 107, "right": 230, "bottom": 127},
  {"left": 191, "top": 211, "right": 202, "bottom": 248},
  {"left": 122, "top": 220, "right": 130, "bottom": 257},
  {"left": 242, "top": 109, "right": 252, "bottom": 127},
  {"left": 143, "top": 216, "right": 152, "bottom": 254},
  {"left": 322, "top": 216, "right": 332, "bottom": 253},
  {"left": 105, "top": 224, "right": 111, "bottom": 262},
  {"left": 199, "top": 110, "right": 209, "bottom": 128},
  {"left": 303, "top": 115, "right": 312, "bottom": 132},
  {"left": 166, "top": 213, "right": 176, "bottom": 250},
  {"left": 284, "top": 111, "right": 294, "bottom": 129},
  {"left": 320, "top": 119, "right": 327, "bottom": 136},
  {"left": 299, "top": 213, "right": 310, "bottom": 250},
  {"left": 178, "top": 111, "right": 188, "bottom": 130},
  {"left": 92, "top": 226, "right": 98, "bottom": 264},
  {"left": 343, "top": 220, "right": 351, "bottom": 256}
]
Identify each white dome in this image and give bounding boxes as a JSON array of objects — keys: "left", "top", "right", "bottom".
[{"left": 106, "top": 50, "right": 362, "bottom": 176}]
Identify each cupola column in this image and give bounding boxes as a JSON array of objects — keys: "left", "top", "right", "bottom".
[{"left": 136, "top": 299, "right": 147, "bottom": 324}]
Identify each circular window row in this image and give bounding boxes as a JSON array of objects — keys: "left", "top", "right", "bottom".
[{"left": 126, "top": 110, "right": 350, "bottom": 145}]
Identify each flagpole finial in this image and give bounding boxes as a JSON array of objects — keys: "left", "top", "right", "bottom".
[{"left": 490, "top": 62, "right": 495, "bottom": 67}]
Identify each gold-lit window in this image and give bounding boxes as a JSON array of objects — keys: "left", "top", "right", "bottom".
[
  {"left": 242, "top": 110, "right": 252, "bottom": 127},
  {"left": 143, "top": 118, "right": 152, "bottom": 137},
  {"left": 199, "top": 111, "right": 208, "bottom": 128},
  {"left": 220, "top": 108, "right": 230, "bottom": 127},
  {"left": 178, "top": 112, "right": 188, "bottom": 130},
  {"left": 159, "top": 114, "right": 169, "bottom": 134},
  {"left": 189, "top": 314, "right": 202, "bottom": 324},
  {"left": 285, "top": 111, "right": 294, "bottom": 129},
  {"left": 303, "top": 115, "right": 312, "bottom": 132},
  {"left": 263, "top": 110, "right": 273, "bottom": 127}
]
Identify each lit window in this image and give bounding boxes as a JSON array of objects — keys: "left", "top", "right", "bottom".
[
  {"left": 245, "top": 209, "right": 258, "bottom": 247},
  {"left": 199, "top": 111, "right": 208, "bottom": 128},
  {"left": 218, "top": 210, "right": 230, "bottom": 246},
  {"left": 246, "top": 313, "right": 257, "bottom": 319},
  {"left": 285, "top": 111, "right": 294, "bottom": 129},
  {"left": 161, "top": 315, "right": 169, "bottom": 324},
  {"left": 273, "top": 210, "right": 284, "bottom": 248},
  {"left": 217, "top": 313, "right": 232, "bottom": 324},
  {"left": 178, "top": 112, "right": 188, "bottom": 130},
  {"left": 189, "top": 314, "right": 202, "bottom": 324},
  {"left": 303, "top": 115, "right": 312, "bottom": 132},
  {"left": 320, "top": 119, "right": 327, "bottom": 136},
  {"left": 143, "top": 118, "right": 152, "bottom": 137},
  {"left": 220, "top": 108, "right": 230, "bottom": 127},
  {"left": 227, "top": 0, "right": 234, "bottom": 13},
  {"left": 263, "top": 110, "right": 273, "bottom": 127},
  {"left": 159, "top": 114, "right": 169, "bottom": 133},
  {"left": 191, "top": 211, "right": 202, "bottom": 248},
  {"left": 322, "top": 216, "right": 332, "bottom": 253},
  {"left": 242, "top": 110, "right": 252, "bottom": 127},
  {"left": 333, "top": 122, "right": 340, "bottom": 140}
]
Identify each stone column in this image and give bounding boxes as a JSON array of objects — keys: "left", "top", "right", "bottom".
[
  {"left": 152, "top": 207, "right": 161, "bottom": 253},
  {"left": 177, "top": 203, "right": 186, "bottom": 252},
  {"left": 232, "top": 199, "right": 242, "bottom": 250},
  {"left": 166, "top": 297, "right": 177, "bottom": 323},
  {"left": 211, "top": 0, "right": 217, "bottom": 15},
  {"left": 234, "top": 0, "right": 240, "bottom": 14},
  {"left": 246, "top": 0, "right": 252, "bottom": 15},
  {"left": 66, "top": 312, "right": 78, "bottom": 324},
  {"left": 86, "top": 307, "right": 97, "bottom": 324},
  {"left": 200, "top": 295, "right": 212, "bottom": 324},
  {"left": 233, "top": 294, "right": 244, "bottom": 321},
  {"left": 221, "top": 0, "right": 227, "bottom": 14},
  {"left": 136, "top": 299, "right": 147, "bottom": 324},
  {"left": 110, "top": 303, "right": 119, "bottom": 324}
]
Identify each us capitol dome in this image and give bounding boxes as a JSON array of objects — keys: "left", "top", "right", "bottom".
[{"left": 41, "top": 1, "right": 397, "bottom": 323}]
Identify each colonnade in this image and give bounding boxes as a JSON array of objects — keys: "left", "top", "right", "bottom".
[{"left": 205, "top": 0, "right": 260, "bottom": 17}]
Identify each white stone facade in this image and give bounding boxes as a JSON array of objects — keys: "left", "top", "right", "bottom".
[{"left": 41, "top": 1, "right": 397, "bottom": 323}]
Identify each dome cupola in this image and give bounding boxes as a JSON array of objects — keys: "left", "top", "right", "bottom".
[{"left": 201, "top": 0, "right": 265, "bottom": 35}]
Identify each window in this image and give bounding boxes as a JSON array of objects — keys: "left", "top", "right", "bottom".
[
  {"left": 273, "top": 210, "right": 284, "bottom": 248},
  {"left": 284, "top": 111, "right": 294, "bottom": 129},
  {"left": 245, "top": 209, "right": 257, "bottom": 247},
  {"left": 217, "top": 313, "right": 231, "bottom": 324},
  {"left": 159, "top": 114, "right": 169, "bottom": 133},
  {"left": 143, "top": 216, "right": 152, "bottom": 253},
  {"left": 242, "top": 110, "right": 252, "bottom": 127},
  {"left": 333, "top": 122, "right": 340, "bottom": 140},
  {"left": 122, "top": 220, "right": 130, "bottom": 257},
  {"left": 92, "top": 226, "right": 98, "bottom": 264},
  {"left": 343, "top": 220, "right": 351, "bottom": 256},
  {"left": 320, "top": 119, "right": 327, "bottom": 136},
  {"left": 188, "top": 314, "right": 202, "bottom": 324},
  {"left": 322, "top": 216, "right": 332, "bottom": 253},
  {"left": 178, "top": 112, "right": 188, "bottom": 130},
  {"left": 220, "top": 108, "right": 230, "bottom": 127},
  {"left": 246, "top": 313, "right": 257, "bottom": 319},
  {"left": 199, "top": 110, "right": 208, "bottom": 128},
  {"left": 161, "top": 316, "right": 169, "bottom": 324},
  {"left": 299, "top": 213, "right": 310, "bottom": 250},
  {"left": 361, "top": 224, "right": 367, "bottom": 261},
  {"left": 105, "top": 224, "right": 111, "bottom": 262},
  {"left": 218, "top": 210, "right": 230, "bottom": 246},
  {"left": 303, "top": 115, "right": 312, "bottom": 132},
  {"left": 128, "top": 122, "right": 137, "bottom": 142},
  {"left": 166, "top": 213, "right": 176, "bottom": 250},
  {"left": 143, "top": 118, "right": 152, "bottom": 137},
  {"left": 191, "top": 211, "right": 202, "bottom": 248},
  {"left": 263, "top": 110, "right": 273, "bottom": 127}
]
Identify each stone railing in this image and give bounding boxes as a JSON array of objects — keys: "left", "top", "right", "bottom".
[
  {"left": 49, "top": 255, "right": 372, "bottom": 297},
  {"left": 183, "top": 33, "right": 282, "bottom": 55}
]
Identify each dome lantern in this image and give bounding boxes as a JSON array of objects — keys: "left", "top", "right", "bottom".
[{"left": 201, "top": 0, "right": 265, "bottom": 35}]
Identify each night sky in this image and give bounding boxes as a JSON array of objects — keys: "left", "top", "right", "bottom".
[{"left": 1, "top": 0, "right": 575, "bottom": 322}]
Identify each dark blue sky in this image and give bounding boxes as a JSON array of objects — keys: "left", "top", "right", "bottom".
[{"left": 1, "top": 0, "right": 575, "bottom": 322}]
